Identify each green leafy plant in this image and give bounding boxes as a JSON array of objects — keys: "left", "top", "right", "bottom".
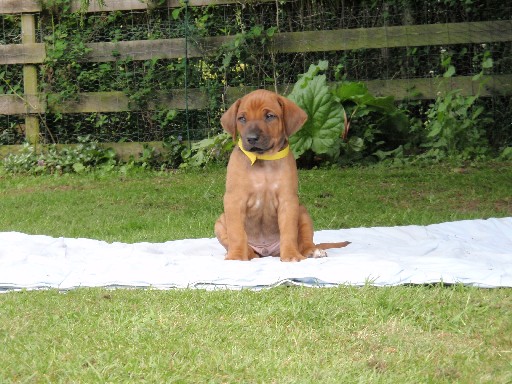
[
  {"left": 420, "top": 50, "right": 493, "bottom": 162},
  {"left": 333, "top": 80, "right": 409, "bottom": 165},
  {"left": 1, "top": 143, "right": 39, "bottom": 174},
  {"left": 498, "top": 146, "right": 512, "bottom": 160},
  {"left": 287, "top": 61, "right": 344, "bottom": 160},
  {"left": 161, "top": 135, "right": 187, "bottom": 168},
  {"left": 0, "top": 69, "right": 22, "bottom": 95},
  {"left": 421, "top": 91, "right": 488, "bottom": 161},
  {"left": 131, "top": 136, "right": 186, "bottom": 170},
  {"left": 41, "top": 4, "right": 93, "bottom": 106},
  {"left": 217, "top": 25, "right": 277, "bottom": 73},
  {"left": 2, "top": 136, "right": 117, "bottom": 175},
  {"left": 287, "top": 61, "right": 408, "bottom": 166},
  {"left": 181, "top": 132, "right": 234, "bottom": 168}
]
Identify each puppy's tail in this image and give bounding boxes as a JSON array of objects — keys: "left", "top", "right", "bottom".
[{"left": 315, "top": 241, "right": 351, "bottom": 250}]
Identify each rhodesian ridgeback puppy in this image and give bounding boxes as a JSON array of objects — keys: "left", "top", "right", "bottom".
[{"left": 215, "top": 89, "right": 350, "bottom": 262}]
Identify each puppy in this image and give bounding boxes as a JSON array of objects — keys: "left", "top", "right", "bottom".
[{"left": 215, "top": 89, "right": 349, "bottom": 261}]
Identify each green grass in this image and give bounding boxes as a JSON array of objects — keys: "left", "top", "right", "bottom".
[
  {"left": 0, "top": 163, "right": 511, "bottom": 242},
  {"left": 1, "top": 286, "right": 511, "bottom": 383},
  {"left": 1, "top": 163, "right": 511, "bottom": 383}
]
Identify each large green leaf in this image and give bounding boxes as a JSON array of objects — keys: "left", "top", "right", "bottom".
[
  {"left": 288, "top": 68, "right": 344, "bottom": 158},
  {"left": 334, "top": 82, "right": 369, "bottom": 102},
  {"left": 333, "top": 82, "right": 397, "bottom": 114},
  {"left": 293, "top": 60, "right": 329, "bottom": 90}
]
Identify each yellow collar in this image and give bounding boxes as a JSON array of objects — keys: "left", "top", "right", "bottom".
[{"left": 238, "top": 139, "right": 290, "bottom": 165}]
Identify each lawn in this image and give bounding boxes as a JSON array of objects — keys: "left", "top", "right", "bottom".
[
  {"left": 0, "top": 163, "right": 511, "bottom": 383},
  {"left": 1, "top": 164, "right": 511, "bottom": 242}
]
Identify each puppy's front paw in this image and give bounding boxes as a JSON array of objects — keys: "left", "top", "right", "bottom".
[
  {"left": 280, "top": 251, "right": 306, "bottom": 262},
  {"left": 225, "top": 247, "right": 258, "bottom": 261},
  {"left": 225, "top": 253, "right": 244, "bottom": 261}
]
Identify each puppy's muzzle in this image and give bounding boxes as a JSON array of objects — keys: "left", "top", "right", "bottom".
[{"left": 243, "top": 126, "right": 272, "bottom": 154}]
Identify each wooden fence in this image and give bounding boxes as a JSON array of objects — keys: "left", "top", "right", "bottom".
[{"left": 1, "top": 0, "right": 511, "bottom": 158}]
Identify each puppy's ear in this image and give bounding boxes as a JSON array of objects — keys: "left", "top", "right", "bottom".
[
  {"left": 278, "top": 96, "right": 308, "bottom": 137},
  {"left": 220, "top": 99, "right": 241, "bottom": 141}
]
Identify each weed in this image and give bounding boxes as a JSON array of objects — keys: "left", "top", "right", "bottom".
[
  {"left": 2, "top": 135, "right": 117, "bottom": 175},
  {"left": 419, "top": 49, "right": 494, "bottom": 162},
  {"left": 180, "top": 132, "right": 234, "bottom": 168}
]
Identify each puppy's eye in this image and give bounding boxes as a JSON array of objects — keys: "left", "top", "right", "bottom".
[
  {"left": 265, "top": 113, "right": 276, "bottom": 121},
  {"left": 238, "top": 116, "right": 246, "bottom": 123}
]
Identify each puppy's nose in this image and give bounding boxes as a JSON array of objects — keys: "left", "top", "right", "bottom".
[{"left": 246, "top": 132, "right": 259, "bottom": 145}]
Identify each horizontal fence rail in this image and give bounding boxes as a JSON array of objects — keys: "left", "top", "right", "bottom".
[
  {"left": 2, "top": 20, "right": 511, "bottom": 64},
  {"left": 2, "top": 75, "right": 512, "bottom": 116}
]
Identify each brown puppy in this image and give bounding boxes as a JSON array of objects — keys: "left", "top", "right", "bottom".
[{"left": 215, "top": 89, "right": 349, "bottom": 262}]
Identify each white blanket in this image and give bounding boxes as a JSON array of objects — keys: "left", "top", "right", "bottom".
[{"left": 1, "top": 218, "right": 511, "bottom": 291}]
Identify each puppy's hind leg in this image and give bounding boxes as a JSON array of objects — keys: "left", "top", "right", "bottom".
[{"left": 297, "top": 206, "right": 327, "bottom": 259}]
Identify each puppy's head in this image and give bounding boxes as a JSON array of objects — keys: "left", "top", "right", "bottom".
[{"left": 220, "top": 90, "right": 307, "bottom": 155}]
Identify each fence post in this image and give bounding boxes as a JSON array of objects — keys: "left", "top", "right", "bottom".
[{"left": 21, "top": 13, "right": 40, "bottom": 145}]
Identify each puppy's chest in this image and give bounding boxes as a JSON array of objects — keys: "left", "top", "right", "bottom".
[{"left": 246, "top": 178, "right": 280, "bottom": 212}]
